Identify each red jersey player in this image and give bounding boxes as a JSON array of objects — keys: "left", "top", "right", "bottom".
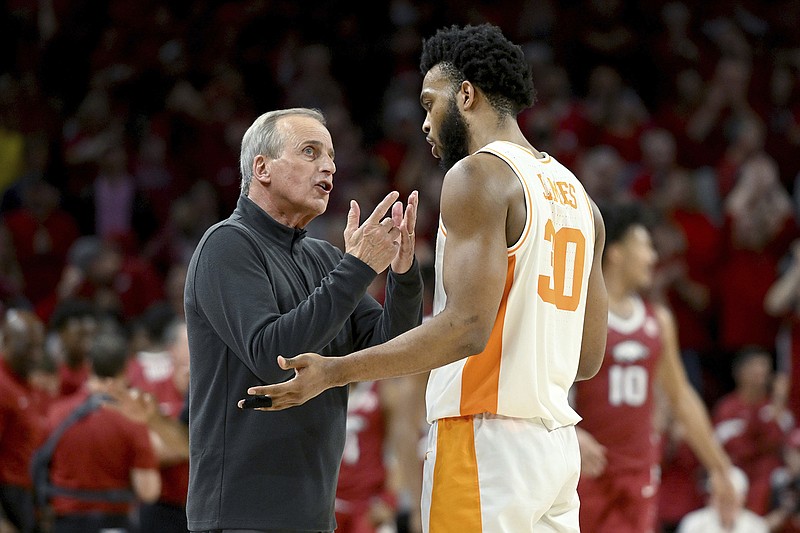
[
  {"left": 572, "top": 201, "right": 736, "bottom": 533},
  {"left": 335, "top": 377, "right": 424, "bottom": 533}
]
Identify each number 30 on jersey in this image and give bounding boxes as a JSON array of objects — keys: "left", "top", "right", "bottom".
[{"left": 537, "top": 219, "right": 586, "bottom": 311}]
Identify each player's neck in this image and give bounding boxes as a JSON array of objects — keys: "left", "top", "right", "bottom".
[
  {"left": 606, "top": 276, "right": 641, "bottom": 317},
  {"left": 607, "top": 291, "right": 641, "bottom": 320}
]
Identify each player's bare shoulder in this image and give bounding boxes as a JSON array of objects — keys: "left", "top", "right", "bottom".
[{"left": 440, "top": 153, "right": 515, "bottom": 214}]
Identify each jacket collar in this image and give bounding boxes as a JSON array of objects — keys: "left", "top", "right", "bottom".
[{"left": 231, "top": 196, "right": 307, "bottom": 248}]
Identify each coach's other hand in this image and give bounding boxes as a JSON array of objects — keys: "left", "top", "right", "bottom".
[{"left": 237, "top": 354, "right": 340, "bottom": 410}]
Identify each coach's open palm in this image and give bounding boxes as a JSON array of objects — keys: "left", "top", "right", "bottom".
[
  {"left": 238, "top": 354, "right": 339, "bottom": 410},
  {"left": 344, "top": 191, "right": 401, "bottom": 273}
]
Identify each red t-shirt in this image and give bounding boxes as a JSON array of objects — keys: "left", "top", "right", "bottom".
[
  {"left": 58, "top": 361, "right": 90, "bottom": 398},
  {"left": 46, "top": 389, "right": 158, "bottom": 516},
  {"left": 0, "top": 359, "right": 46, "bottom": 487},
  {"left": 2, "top": 208, "right": 80, "bottom": 306},
  {"left": 717, "top": 215, "right": 797, "bottom": 353},
  {"left": 713, "top": 392, "right": 790, "bottom": 514}
]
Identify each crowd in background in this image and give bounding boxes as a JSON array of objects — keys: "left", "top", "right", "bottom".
[{"left": 3, "top": 0, "right": 800, "bottom": 531}]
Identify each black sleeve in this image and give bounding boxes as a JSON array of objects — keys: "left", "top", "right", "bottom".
[
  {"left": 188, "top": 226, "right": 378, "bottom": 382},
  {"left": 351, "top": 258, "right": 424, "bottom": 349}
]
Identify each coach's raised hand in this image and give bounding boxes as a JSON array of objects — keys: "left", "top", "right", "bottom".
[
  {"left": 344, "top": 191, "right": 402, "bottom": 273},
  {"left": 238, "top": 353, "right": 339, "bottom": 410}
]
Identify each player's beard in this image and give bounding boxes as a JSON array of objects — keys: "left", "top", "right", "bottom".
[{"left": 438, "top": 95, "right": 470, "bottom": 171}]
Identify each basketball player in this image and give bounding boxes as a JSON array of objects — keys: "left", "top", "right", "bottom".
[
  {"left": 242, "top": 23, "right": 607, "bottom": 532},
  {"left": 572, "top": 201, "right": 737, "bottom": 532}
]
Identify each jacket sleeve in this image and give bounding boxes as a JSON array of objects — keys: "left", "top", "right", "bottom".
[
  {"left": 350, "top": 258, "right": 424, "bottom": 350},
  {"left": 188, "top": 225, "right": 378, "bottom": 383}
]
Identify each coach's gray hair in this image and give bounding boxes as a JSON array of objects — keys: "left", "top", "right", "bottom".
[{"left": 239, "top": 108, "right": 326, "bottom": 196}]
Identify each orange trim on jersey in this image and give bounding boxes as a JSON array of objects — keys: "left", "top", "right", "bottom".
[
  {"left": 429, "top": 417, "right": 482, "bottom": 532},
  {"left": 459, "top": 255, "right": 515, "bottom": 415},
  {"left": 439, "top": 220, "right": 447, "bottom": 237},
  {"left": 580, "top": 187, "right": 595, "bottom": 247},
  {"left": 508, "top": 174, "right": 535, "bottom": 255},
  {"left": 479, "top": 145, "right": 534, "bottom": 255}
]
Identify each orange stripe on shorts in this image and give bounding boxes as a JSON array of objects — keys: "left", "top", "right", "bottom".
[{"left": 429, "top": 417, "right": 482, "bottom": 532}]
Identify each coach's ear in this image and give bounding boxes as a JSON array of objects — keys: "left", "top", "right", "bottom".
[{"left": 253, "top": 155, "right": 271, "bottom": 185}]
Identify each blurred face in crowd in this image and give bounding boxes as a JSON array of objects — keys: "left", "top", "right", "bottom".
[
  {"left": 60, "top": 314, "right": 98, "bottom": 365},
  {"left": 2, "top": 309, "right": 45, "bottom": 379},
  {"left": 734, "top": 352, "right": 772, "bottom": 394},
  {"left": 257, "top": 114, "right": 335, "bottom": 228}
]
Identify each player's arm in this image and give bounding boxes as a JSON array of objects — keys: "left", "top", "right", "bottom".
[
  {"left": 576, "top": 199, "right": 607, "bottom": 381},
  {"left": 654, "top": 303, "right": 737, "bottom": 521},
  {"left": 245, "top": 155, "right": 510, "bottom": 408}
]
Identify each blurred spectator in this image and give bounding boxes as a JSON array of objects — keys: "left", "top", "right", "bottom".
[
  {"left": 764, "top": 62, "right": 800, "bottom": 194},
  {"left": 574, "top": 144, "right": 629, "bottom": 205},
  {"left": 142, "top": 180, "right": 219, "bottom": 278},
  {"left": 766, "top": 428, "right": 800, "bottom": 532},
  {"left": 47, "top": 298, "right": 98, "bottom": 398},
  {"left": 126, "top": 302, "right": 177, "bottom": 392},
  {"left": 713, "top": 346, "right": 794, "bottom": 515},
  {"left": 649, "top": 169, "right": 723, "bottom": 397},
  {"left": 0, "top": 131, "right": 60, "bottom": 215},
  {"left": 685, "top": 56, "right": 758, "bottom": 176},
  {"left": 652, "top": 68, "right": 708, "bottom": 170},
  {"left": 518, "top": 62, "right": 589, "bottom": 170},
  {"left": 714, "top": 114, "right": 766, "bottom": 199},
  {"left": 2, "top": 178, "right": 80, "bottom": 312},
  {"left": 0, "top": 309, "right": 46, "bottom": 533},
  {"left": 0, "top": 224, "right": 28, "bottom": 313},
  {"left": 0, "top": 76, "right": 26, "bottom": 194},
  {"left": 42, "top": 330, "right": 160, "bottom": 533},
  {"left": 44, "top": 236, "right": 164, "bottom": 323},
  {"left": 716, "top": 154, "right": 797, "bottom": 382},
  {"left": 135, "top": 319, "right": 189, "bottom": 533},
  {"left": 132, "top": 131, "right": 180, "bottom": 227},
  {"left": 676, "top": 465, "right": 768, "bottom": 533},
  {"left": 629, "top": 127, "right": 679, "bottom": 201},
  {"left": 765, "top": 239, "right": 800, "bottom": 422},
  {"left": 78, "top": 143, "right": 158, "bottom": 246}
]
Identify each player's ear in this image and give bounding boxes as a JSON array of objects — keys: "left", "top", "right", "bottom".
[{"left": 460, "top": 80, "right": 477, "bottom": 110}]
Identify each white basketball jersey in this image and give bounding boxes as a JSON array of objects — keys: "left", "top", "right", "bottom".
[{"left": 426, "top": 141, "right": 596, "bottom": 430}]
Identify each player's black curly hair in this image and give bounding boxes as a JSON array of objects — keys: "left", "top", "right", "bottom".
[{"left": 419, "top": 23, "right": 535, "bottom": 116}]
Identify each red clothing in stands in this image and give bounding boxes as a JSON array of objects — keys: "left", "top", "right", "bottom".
[
  {"left": 46, "top": 389, "right": 158, "bottom": 516},
  {"left": 667, "top": 208, "right": 723, "bottom": 355},
  {"left": 0, "top": 358, "right": 45, "bottom": 488},
  {"left": 713, "top": 391, "right": 791, "bottom": 515},
  {"left": 3, "top": 207, "right": 80, "bottom": 307},
  {"left": 718, "top": 215, "right": 797, "bottom": 353},
  {"left": 57, "top": 361, "right": 89, "bottom": 398}
]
